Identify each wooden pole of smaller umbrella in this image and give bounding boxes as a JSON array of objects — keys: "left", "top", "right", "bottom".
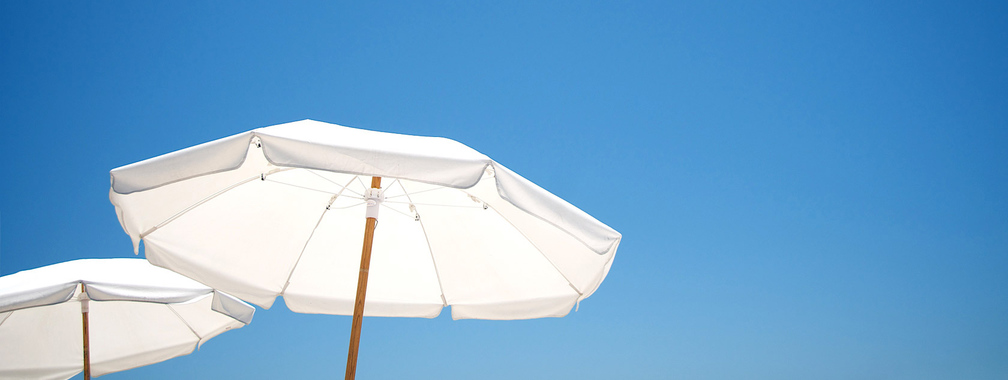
[
  {"left": 345, "top": 176, "right": 381, "bottom": 380},
  {"left": 80, "top": 283, "right": 91, "bottom": 380}
]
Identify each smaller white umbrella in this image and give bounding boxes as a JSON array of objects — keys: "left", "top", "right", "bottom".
[{"left": 0, "top": 258, "right": 255, "bottom": 380}]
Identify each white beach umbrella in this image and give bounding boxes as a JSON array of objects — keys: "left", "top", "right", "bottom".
[
  {"left": 108, "top": 119, "right": 621, "bottom": 379},
  {"left": 0, "top": 258, "right": 254, "bottom": 380}
]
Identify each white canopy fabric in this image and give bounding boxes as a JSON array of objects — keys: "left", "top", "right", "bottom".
[
  {"left": 109, "top": 119, "right": 621, "bottom": 320},
  {"left": 0, "top": 259, "right": 254, "bottom": 380}
]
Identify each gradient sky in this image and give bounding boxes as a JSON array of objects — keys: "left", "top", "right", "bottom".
[{"left": 2, "top": 1, "right": 1007, "bottom": 379}]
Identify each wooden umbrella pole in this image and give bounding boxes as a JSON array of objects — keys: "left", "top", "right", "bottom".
[
  {"left": 345, "top": 176, "right": 382, "bottom": 380},
  {"left": 81, "top": 283, "right": 91, "bottom": 380}
]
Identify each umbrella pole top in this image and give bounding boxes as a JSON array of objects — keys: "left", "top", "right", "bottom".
[{"left": 363, "top": 177, "right": 384, "bottom": 220}]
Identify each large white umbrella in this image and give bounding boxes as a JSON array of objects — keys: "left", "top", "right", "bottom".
[
  {"left": 0, "top": 258, "right": 254, "bottom": 380},
  {"left": 108, "top": 119, "right": 621, "bottom": 379}
]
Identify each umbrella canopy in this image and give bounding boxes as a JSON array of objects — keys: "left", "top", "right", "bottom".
[
  {"left": 108, "top": 119, "right": 621, "bottom": 378},
  {"left": 0, "top": 258, "right": 254, "bottom": 380},
  {"left": 110, "top": 119, "right": 620, "bottom": 319}
]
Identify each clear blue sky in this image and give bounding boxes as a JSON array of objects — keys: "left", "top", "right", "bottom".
[{"left": 2, "top": 1, "right": 1007, "bottom": 379}]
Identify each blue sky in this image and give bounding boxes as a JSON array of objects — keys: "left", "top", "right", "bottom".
[{"left": 2, "top": 1, "right": 1006, "bottom": 379}]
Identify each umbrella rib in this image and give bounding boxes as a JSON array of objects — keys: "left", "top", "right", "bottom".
[
  {"left": 166, "top": 303, "right": 204, "bottom": 346},
  {"left": 384, "top": 200, "right": 481, "bottom": 209},
  {"left": 279, "top": 206, "right": 332, "bottom": 296},
  {"left": 280, "top": 175, "right": 360, "bottom": 295},
  {"left": 139, "top": 168, "right": 293, "bottom": 239},
  {"left": 384, "top": 186, "right": 441, "bottom": 199},
  {"left": 307, "top": 169, "right": 366, "bottom": 198},
  {"left": 380, "top": 202, "right": 416, "bottom": 219},
  {"left": 372, "top": 178, "right": 423, "bottom": 218},
  {"left": 355, "top": 176, "right": 370, "bottom": 194},
  {"left": 328, "top": 202, "right": 366, "bottom": 210},
  {"left": 393, "top": 180, "right": 450, "bottom": 308},
  {"left": 473, "top": 195, "right": 585, "bottom": 298},
  {"left": 264, "top": 179, "right": 354, "bottom": 198},
  {"left": 385, "top": 178, "right": 401, "bottom": 192}
]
